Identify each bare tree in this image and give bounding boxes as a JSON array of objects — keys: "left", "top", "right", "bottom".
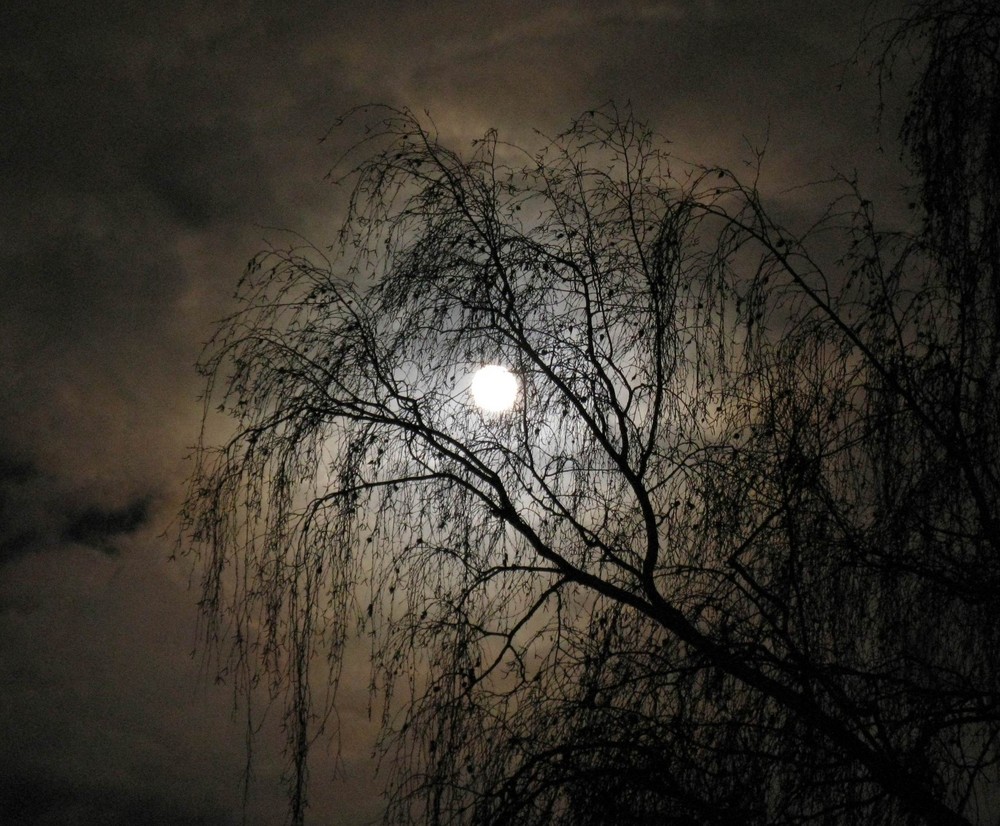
[{"left": 182, "top": 10, "right": 1000, "bottom": 823}]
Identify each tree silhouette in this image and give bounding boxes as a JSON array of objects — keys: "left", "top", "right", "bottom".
[{"left": 182, "top": 7, "right": 1000, "bottom": 825}]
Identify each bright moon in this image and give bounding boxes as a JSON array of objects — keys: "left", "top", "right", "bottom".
[{"left": 470, "top": 365, "right": 518, "bottom": 412}]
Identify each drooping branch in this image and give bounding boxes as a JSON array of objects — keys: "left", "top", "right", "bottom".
[{"left": 183, "top": 102, "right": 1000, "bottom": 826}]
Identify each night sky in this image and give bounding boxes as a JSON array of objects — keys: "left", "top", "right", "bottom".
[{"left": 0, "top": 2, "right": 912, "bottom": 823}]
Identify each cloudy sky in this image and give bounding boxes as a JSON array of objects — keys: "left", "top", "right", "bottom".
[{"left": 0, "top": 1, "right": 913, "bottom": 823}]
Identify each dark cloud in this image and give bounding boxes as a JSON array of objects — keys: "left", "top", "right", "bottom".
[
  {"left": 0, "top": 440, "right": 154, "bottom": 564},
  {"left": 0, "top": 770, "right": 237, "bottom": 826},
  {"left": 0, "top": 451, "right": 42, "bottom": 565},
  {"left": 0, "top": 451, "right": 40, "bottom": 562},
  {"left": 0, "top": 533, "right": 41, "bottom": 565},
  {"left": 62, "top": 496, "right": 151, "bottom": 553}
]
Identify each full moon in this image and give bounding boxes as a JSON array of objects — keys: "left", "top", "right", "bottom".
[{"left": 470, "top": 365, "right": 519, "bottom": 412}]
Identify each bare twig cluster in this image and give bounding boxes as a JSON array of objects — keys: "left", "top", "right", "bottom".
[{"left": 182, "top": 6, "right": 1000, "bottom": 824}]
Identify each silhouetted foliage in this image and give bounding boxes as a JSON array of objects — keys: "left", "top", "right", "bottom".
[{"left": 183, "top": 6, "right": 1000, "bottom": 825}]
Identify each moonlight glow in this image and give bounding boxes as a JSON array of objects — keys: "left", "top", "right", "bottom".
[{"left": 470, "top": 365, "right": 518, "bottom": 412}]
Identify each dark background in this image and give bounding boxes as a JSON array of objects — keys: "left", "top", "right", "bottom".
[{"left": 0, "top": 2, "right": 911, "bottom": 823}]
